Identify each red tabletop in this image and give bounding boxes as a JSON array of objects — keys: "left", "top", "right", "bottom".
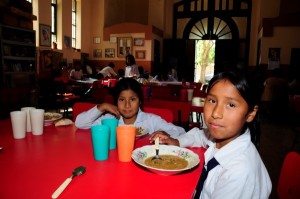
[{"left": 0, "top": 119, "right": 205, "bottom": 199}]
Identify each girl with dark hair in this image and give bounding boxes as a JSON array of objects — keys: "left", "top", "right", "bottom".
[
  {"left": 125, "top": 54, "right": 139, "bottom": 78},
  {"left": 75, "top": 78, "right": 185, "bottom": 137},
  {"left": 150, "top": 71, "right": 271, "bottom": 199}
]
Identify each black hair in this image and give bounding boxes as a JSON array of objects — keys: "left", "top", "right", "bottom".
[
  {"left": 108, "top": 62, "right": 115, "bottom": 68},
  {"left": 207, "top": 71, "right": 260, "bottom": 148},
  {"left": 113, "top": 78, "right": 143, "bottom": 106},
  {"left": 126, "top": 54, "right": 136, "bottom": 65}
]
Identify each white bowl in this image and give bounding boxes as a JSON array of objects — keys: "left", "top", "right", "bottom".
[
  {"left": 132, "top": 145, "right": 200, "bottom": 176},
  {"left": 44, "top": 112, "right": 63, "bottom": 126}
]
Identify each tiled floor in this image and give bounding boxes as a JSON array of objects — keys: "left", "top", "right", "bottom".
[{"left": 259, "top": 114, "right": 300, "bottom": 199}]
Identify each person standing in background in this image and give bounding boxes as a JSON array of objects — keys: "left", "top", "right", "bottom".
[{"left": 125, "top": 54, "right": 139, "bottom": 78}]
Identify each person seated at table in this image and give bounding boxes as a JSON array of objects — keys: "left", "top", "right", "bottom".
[
  {"left": 150, "top": 71, "right": 272, "bottom": 199},
  {"left": 97, "top": 62, "right": 118, "bottom": 79},
  {"left": 125, "top": 54, "right": 139, "bottom": 78},
  {"left": 69, "top": 61, "right": 84, "bottom": 80},
  {"left": 75, "top": 78, "right": 185, "bottom": 137},
  {"left": 85, "top": 64, "right": 97, "bottom": 79},
  {"left": 117, "top": 68, "right": 125, "bottom": 80},
  {"left": 136, "top": 66, "right": 150, "bottom": 84},
  {"left": 168, "top": 67, "right": 178, "bottom": 81},
  {"left": 151, "top": 66, "right": 177, "bottom": 82}
]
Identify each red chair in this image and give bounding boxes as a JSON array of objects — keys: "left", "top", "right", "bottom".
[
  {"left": 277, "top": 151, "right": 300, "bottom": 199},
  {"left": 73, "top": 102, "right": 96, "bottom": 121},
  {"left": 143, "top": 99, "right": 190, "bottom": 129},
  {"left": 143, "top": 106, "right": 173, "bottom": 123},
  {"left": 72, "top": 102, "right": 173, "bottom": 123}
]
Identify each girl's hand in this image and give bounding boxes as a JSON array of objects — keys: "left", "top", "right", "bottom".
[
  {"left": 97, "top": 103, "right": 120, "bottom": 118},
  {"left": 149, "top": 131, "right": 180, "bottom": 146}
]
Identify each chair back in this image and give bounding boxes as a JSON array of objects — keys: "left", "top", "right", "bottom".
[
  {"left": 143, "top": 99, "right": 190, "bottom": 128},
  {"left": 143, "top": 107, "right": 173, "bottom": 123},
  {"left": 277, "top": 151, "right": 300, "bottom": 199},
  {"left": 73, "top": 102, "right": 97, "bottom": 121}
]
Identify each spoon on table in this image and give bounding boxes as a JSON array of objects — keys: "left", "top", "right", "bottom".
[
  {"left": 152, "top": 137, "right": 162, "bottom": 161},
  {"left": 52, "top": 166, "right": 86, "bottom": 199}
]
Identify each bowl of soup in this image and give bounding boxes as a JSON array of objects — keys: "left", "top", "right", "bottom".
[
  {"left": 44, "top": 112, "right": 63, "bottom": 126},
  {"left": 132, "top": 145, "right": 200, "bottom": 176}
]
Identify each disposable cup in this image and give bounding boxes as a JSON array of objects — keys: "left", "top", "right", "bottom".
[
  {"left": 116, "top": 125, "right": 136, "bottom": 162},
  {"left": 91, "top": 125, "right": 110, "bottom": 161},
  {"left": 10, "top": 111, "right": 27, "bottom": 139},
  {"left": 187, "top": 89, "right": 194, "bottom": 101},
  {"left": 21, "top": 107, "right": 36, "bottom": 132},
  {"left": 30, "top": 109, "right": 45, "bottom": 135},
  {"left": 102, "top": 118, "right": 119, "bottom": 150}
]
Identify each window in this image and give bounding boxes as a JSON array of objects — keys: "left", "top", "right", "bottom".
[
  {"left": 72, "top": 0, "right": 76, "bottom": 48},
  {"left": 51, "top": 0, "right": 57, "bottom": 43}
]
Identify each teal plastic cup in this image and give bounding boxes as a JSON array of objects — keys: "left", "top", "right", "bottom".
[
  {"left": 102, "top": 118, "right": 119, "bottom": 150},
  {"left": 91, "top": 125, "right": 110, "bottom": 161}
]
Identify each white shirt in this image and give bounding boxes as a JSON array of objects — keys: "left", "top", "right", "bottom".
[
  {"left": 178, "top": 128, "right": 272, "bottom": 199},
  {"left": 69, "top": 69, "right": 83, "bottom": 80},
  {"left": 98, "top": 66, "right": 117, "bottom": 77},
  {"left": 125, "top": 64, "right": 139, "bottom": 77},
  {"left": 75, "top": 106, "right": 185, "bottom": 137}
]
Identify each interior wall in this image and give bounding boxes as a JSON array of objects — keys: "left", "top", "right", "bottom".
[
  {"left": 260, "top": 0, "right": 300, "bottom": 66},
  {"left": 104, "top": 0, "right": 149, "bottom": 27}
]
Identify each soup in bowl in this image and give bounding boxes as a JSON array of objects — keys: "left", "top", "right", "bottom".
[{"left": 132, "top": 145, "right": 200, "bottom": 176}]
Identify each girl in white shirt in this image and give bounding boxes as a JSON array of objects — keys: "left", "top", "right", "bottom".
[
  {"left": 75, "top": 78, "right": 185, "bottom": 137},
  {"left": 150, "top": 71, "right": 272, "bottom": 199},
  {"left": 124, "top": 54, "right": 139, "bottom": 78}
]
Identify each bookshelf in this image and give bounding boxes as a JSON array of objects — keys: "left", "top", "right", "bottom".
[{"left": 0, "top": 24, "right": 36, "bottom": 87}]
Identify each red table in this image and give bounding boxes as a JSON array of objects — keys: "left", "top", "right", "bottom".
[{"left": 0, "top": 119, "right": 205, "bottom": 199}]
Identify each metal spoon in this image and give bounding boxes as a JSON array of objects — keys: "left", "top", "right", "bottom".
[
  {"left": 152, "top": 137, "right": 162, "bottom": 161},
  {"left": 52, "top": 166, "right": 86, "bottom": 199}
]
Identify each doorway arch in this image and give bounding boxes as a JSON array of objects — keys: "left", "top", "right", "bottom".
[{"left": 168, "top": 0, "right": 252, "bottom": 78}]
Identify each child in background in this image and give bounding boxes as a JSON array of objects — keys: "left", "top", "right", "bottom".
[
  {"left": 150, "top": 71, "right": 272, "bottom": 199},
  {"left": 75, "top": 78, "right": 185, "bottom": 138}
]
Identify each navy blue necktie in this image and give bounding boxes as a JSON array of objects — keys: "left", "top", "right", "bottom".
[{"left": 194, "top": 157, "right": 219, "bottom": 199}]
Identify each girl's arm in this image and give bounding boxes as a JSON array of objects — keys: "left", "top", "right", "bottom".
[{"left": 75, "top": 103, "right": 120, "bottom": 129}]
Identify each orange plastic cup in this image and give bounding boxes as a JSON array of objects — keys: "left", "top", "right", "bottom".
[{"left": 116, "top": 125, "right": 136, "bottom": 162}]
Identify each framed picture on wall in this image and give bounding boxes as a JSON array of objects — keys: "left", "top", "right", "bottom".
[
  {"left": 93, "top": 37, "right": 101, "bottom": 44},
  {"left": 105, "top": 48, "right": 115, "bottom": 58},
  {"left": 135, "top": 50, "right": 146, "bottom": 59},
  {"left": 93, "top": 49, "right": 102, "bottom": 58},
  {"left": 133, "top": 38, "right": 145, "bottom": 46},
  {"left": 39, "top": 24, "right": 51, "bottom": 47},
  {"left": 268, "top": 48, "right": 280, "bottom": 70},
  {"left": 117, "top": 37, "right": 132, "bottom": 57}
]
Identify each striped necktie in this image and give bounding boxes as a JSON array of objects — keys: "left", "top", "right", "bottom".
[{"left": 194, "top": 157, "right": 219, "bottom": 199}]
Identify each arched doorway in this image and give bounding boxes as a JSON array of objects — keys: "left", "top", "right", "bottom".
[{"left": 164, "top": 0, "right": 252, "bottom": 81}]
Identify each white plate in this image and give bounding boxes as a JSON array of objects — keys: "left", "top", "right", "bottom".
[
  {"left": 132, "top": 145, "right": 200, "bottom": 176},
  {"left": 135, "top": 127, "right": 148, "bottom": 138},
  {"left": 44, "top": 112, "right": 63, "bottom": 126}
]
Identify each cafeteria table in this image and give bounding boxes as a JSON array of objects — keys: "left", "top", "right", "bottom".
[{"left": 0, "top": 119, "right": 205, "bottom": 199}]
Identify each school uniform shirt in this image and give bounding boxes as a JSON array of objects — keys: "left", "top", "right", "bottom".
[
  {"left": 178, "top": 128, "right": 272, "bottom": 199},
  {"left": 125, "top": 64, "right": 139, "bottom": 77},
  {"left": 98, "top": 66, "right": 117, "bottom": 77},
  {"left": 69, "top": 69, "right": 83, "bottom": 80},
  {"left": 75, "top": 106, "right": 185, "bottom": 137}
]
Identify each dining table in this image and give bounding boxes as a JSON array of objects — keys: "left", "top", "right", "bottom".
[{"left": 0, "top": 118, "right": 205, "bottom": 199}]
